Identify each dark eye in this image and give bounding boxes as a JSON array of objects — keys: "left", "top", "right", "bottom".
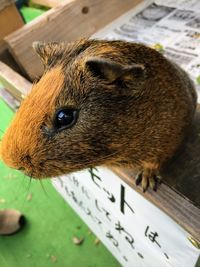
[{"left": 54, "top": 108, "right": 79, "bottom": 130}]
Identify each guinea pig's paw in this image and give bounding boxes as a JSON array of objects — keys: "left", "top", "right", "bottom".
[{"left": 135, "top": 169, "right": 162, "bottom": 193}]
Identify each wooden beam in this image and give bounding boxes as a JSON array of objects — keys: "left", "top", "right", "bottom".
[
  {"left": 0, "top": 0, "right": 15, "bottom": 11},
  {"left": 4, "top": 0, "right": 142, "bottom": 80},
  {"left": 113, "top": 166, "right": 200, "bottom": 243},
  {"left": 112, "top": 105, "right": 200, "bottom": 242},
  {"left": 31, "top": 0, "right": 62, "bottom": 8},
  {"left": 0, "top": 87, "right": 20, "bottom": 111},
  {"left": 0, "top": 61, "right": 31, "bottom": 101},
  {"left": 0, "top": 3, "right": 24, "bottom": 51}
]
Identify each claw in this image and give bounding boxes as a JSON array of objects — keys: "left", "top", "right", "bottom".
[
  {"left": 142, "top": 176, "right": 149, "bottom": 192},
  {"left": 149, "top": 176, "right": 156, "bottom": 191},
  {"left": 155, "top": 175, "right": 162, "bottom": 184},
  {"left": 135, "top": 169, "right": 162, "bottom": 192},
  {"left": 135, "top": 172, "right": 143, "bottom": 186}
]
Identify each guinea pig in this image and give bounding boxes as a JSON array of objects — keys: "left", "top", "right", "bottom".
[{"left": 1, "top": 39, "right": 197, "bottom": 192}]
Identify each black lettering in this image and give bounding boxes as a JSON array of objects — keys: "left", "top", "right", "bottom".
[
  {"left": 89, "top": 167, "right": 102, "bottom": 188},
  {"left": 120, "top": 185, "right": 135, "bottom": 214}
]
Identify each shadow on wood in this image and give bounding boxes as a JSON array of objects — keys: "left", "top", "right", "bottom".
[
  {"left": 113, "top": 105, "right": 200, "bottom": 242},
  {"left": 162, "top": 104, "right": 200, "bottom": 208}
]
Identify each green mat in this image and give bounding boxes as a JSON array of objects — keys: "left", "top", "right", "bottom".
[
  {"left": 20, "top": 6, "right": 46, "bottom": 23},
  {"left": 0, "top": 100, "right": 120, "bottom": 267}
]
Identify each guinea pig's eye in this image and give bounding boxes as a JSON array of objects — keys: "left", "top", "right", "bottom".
[{"left": 54, "top": 108, "right": 79, "bottom": 131}]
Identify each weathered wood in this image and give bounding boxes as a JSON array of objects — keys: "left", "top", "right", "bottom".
[
  {"left": 0, "top": 0, "right": 15, "bottom": 11},
  {"left": 4, "top": 0, "right": 142, "bottom": 80},
  {"left": 0, "top": 87, "right": 20, "bottom": 111},
  {"left": 0, "top": 3, "right": 24, "bottom": 52},
  {"left": 31, "top": 0, "right": 62, "bottom": 8},
  {"left": 0, "top": 4, "right": 24, "bottom": 39},
  {"left": 161, "top": 106, "right": 200, "bottom": 207},
  {"left": 0, "top": 47, "right": 24, "bottom": 75},
  {"left": 113, "top": 167, "right": 200, "bottom": 243},
  {"left": 112, "top": 106, "right": 200, "bottom": 242},
  {"left": 0, "top": 61, "right": 31, "bottom": 101}
]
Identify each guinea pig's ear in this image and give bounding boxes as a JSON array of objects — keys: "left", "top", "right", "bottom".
[
  {"left": 86, "top": 57, "right": 145, "bottom": 84},
  {"left": 32, "top": 41, "right": 63, "bottom": 66}
]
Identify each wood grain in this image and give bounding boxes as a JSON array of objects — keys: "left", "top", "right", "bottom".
[
  {"left": 112, "top": 167, "right": 200, "bottom": 243},
  {"left": 161, "top": 105, "right": 200, "bottom": 207},
  {"left": 0, "top": 61, "right": 31, "bottom": 100},
  {"left": 31, "top": 0, "right": 62, "bottom": 8},
  {"left": 112, "top": 105, "right": 200, "bottom": 243},
  {"left": 0, "top": 87, "right": 20, "bottom": 111},
  {"left": 4, "top": 0, "right": 142, "bottom": 80},
  {"left": 0, "top": 4, "right": 24, "bottom": 51},
  {"left": 0, "top": 0, "right": 15, "bottom": 11}
]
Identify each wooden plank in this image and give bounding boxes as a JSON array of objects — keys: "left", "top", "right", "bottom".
[
  {"left": 0, "top": 41, "right": 6, "bottom": 54},
  {"left": 0, "top": 61, "right": 32, "bottom": 101},
  {"left": 4, "top": 0, "right": 142, "bottom": 80},
  {"left": 112, "top": 104, "right": 200, "bottom": 243},
  {"left": 31, "top": 0, "right": 62, "bottom": 8},
  {"left": 0, "top": 0, "right": 15, "bottom": 11},
  {"left": 0, "top": 87, "right": 20, "bottom": 111},
  {"left": 0, "top": 47, "right": 24, "bottom": 74},
  {"left": 0, "top": 4, "right": 24, "bottom": 40},
  {"left": 111, "top": 105, "right": 200, "bottom": 244},
  {"left": 162, "top": 105, "right": 200, "bottom": 207},
  {"left": 0, "top": 3, "right": 24, "bottom": 51},
  {"left": 112, "top": 167, "right": 200, "bottom": 243}
]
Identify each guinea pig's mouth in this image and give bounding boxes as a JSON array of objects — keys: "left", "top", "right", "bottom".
[{"left": 17, "top": 159, "right": 54, "bottom": 179}]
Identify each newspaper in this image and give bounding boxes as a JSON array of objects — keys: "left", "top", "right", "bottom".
[{"left": 93, "top": 0, "right": 200, "bottom": 102}]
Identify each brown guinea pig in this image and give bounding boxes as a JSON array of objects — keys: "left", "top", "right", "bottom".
[{"left": 1, "top": 39, "right": 197, "bottom": 192}]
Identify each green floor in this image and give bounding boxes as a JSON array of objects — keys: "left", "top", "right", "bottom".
[{"left": 0, "top": 98, "right": 121, "bottom": 267}]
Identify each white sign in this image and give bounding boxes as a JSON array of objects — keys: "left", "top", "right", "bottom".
[
  {"left": 52, "top": 167, "right": 200, "bottom": 267},
  {"left": 92, "top": 0, "right": 200, "bottom": 103}
]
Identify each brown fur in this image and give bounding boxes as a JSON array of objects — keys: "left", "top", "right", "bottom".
[
  {"left": 0, "top": 39, "right": 197, "bottom": 189},
  {"left": 1, "top": 66, "right": 64, "bottom": 177}
]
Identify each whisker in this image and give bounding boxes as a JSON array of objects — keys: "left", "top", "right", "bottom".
[
  {"left": 38, "top": 178, "right": 49, "bottom": 197},
  {"left": 9, "top": 174, "right": 33, "bottom": 209},
  {"left": 22, "top": 175, "right": 32, "bottom": 198},
  {"left": 25, "top": 176, "right": 32, "bottom": 194},
  {"left": 18, "top": 173, "right": 27, "bottom": 192},
  {"left": 19, "top": 174, "right": 32, "bottom": 208}
]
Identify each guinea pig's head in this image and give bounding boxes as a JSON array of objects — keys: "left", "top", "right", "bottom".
[{"left": 1, "top": 39, "right": 146, "bottom": 179}]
